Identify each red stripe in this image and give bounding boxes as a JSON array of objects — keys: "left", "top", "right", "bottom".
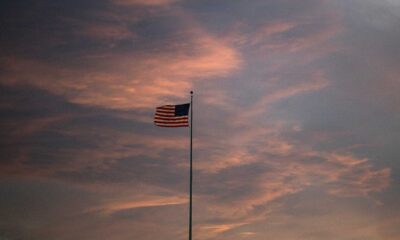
[
  {"left": 156, "top": 109, "right": 175, "bottom": 114},
  {"left": 154, "top": 120, "right": 188, "bottom": 123},
  {"left": 154, "top": 118, "right": 188, "bottom": 123},
  {"left": 157, "top": 107, "right": 175, "bottom": 111},
  {"left": 154, "top": 116, "right": 188, "bottom": 121},
  {"left": 155, "top": 123, "right": 189, "bottom": 127},
  {"left": 157, "top": 125, "right": 189, "bottom": 128},
  {"left": 155, "top": 122, "right": 188, "bottom": 125},
  {"left": 154, "top": 121, "right": 188, "bottom": 125},
  {"left": 155, "top": 121, "right": 188, "bottom": 123}
]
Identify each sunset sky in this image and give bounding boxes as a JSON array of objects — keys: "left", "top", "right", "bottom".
[{"left": 1, "top": 0, "right": 400, "bottom": 239}]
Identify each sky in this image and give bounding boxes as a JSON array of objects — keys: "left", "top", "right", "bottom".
[{"left": 1, "top": 0, "right": 400, "bottom": 239}]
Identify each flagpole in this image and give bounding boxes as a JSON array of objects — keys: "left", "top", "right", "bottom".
[{"left": 189, "top": 90, "right": 193, "bottom": 240}]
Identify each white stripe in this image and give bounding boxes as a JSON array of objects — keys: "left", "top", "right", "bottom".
[{"left": 155, "top": 112, "right": 175, "bottom": 117}]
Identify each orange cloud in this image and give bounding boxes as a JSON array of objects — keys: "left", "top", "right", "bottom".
[
  {"left": 200, "top": 222, "right": 249, "bottom": 235},
  {"left": 91, "top": 194, "right": 187, "bottom": 214},
  {"left": 187, "top": 116, "right": 391, "bottom": 237},
  {"left": 193, "top": 70, "right": 329, "bottom": 174},
  {"left": 1, "top": 1, "right": 397, "bottom": 240},
  {"left": 0, "top": 29, "right": 240, "bottom": 110}
]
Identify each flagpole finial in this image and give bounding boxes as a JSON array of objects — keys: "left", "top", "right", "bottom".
[{"left": 190, "top": 91, "right": 193, "bottom": 95}]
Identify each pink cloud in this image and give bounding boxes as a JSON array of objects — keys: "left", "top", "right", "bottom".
[
  {"left": 1, "top": 1, "right": 396, "bottom": 239},
  {"left": 187, "top": 115, "right": 391, "bottom": 236},
  {"left": 0, "top": 30, "right": 240, "bottom": 110},
  {"left": 90, "top": 194, "right": 187, "bottom": 214}
]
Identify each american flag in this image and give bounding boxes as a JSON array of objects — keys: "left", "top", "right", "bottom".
[{"left": 154, "top": 103, "right": 190, "bottom": 127}]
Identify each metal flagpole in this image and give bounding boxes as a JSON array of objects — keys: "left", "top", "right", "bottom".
[{"left": 189, "top": 91, "right": 193, "bottom": 240}]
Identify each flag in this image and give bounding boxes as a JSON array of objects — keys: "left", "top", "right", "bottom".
[{"left": 154, "top": 103, "right": 190, "bottom": 127}]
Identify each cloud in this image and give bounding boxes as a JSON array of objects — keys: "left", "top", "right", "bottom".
[
  {"left": 89, "top": 192, "right": 188, "bottom": 214},
  {"left": 186, "top": 114, "right": 390, "bottom": 236},
  {"left": 200, "top": 222, "right": 248, "bottom": 235},
  {"left": 102, "top": 196, "right": 187, "bottom": 211},
  {"left": 0, "top": 0, "right": 398, "bottom": 239},
  {"left": 234, "top": 72, "right": 330, "bottom": 126},
  {"left": 0, "top": 28, "right": 240, "bottom": 110}
]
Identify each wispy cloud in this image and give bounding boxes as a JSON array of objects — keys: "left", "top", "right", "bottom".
[
  {"left": 90, "top": 194, "right": 187, "bottom": 214},
  {"left": 0, "top": 29, "right": 240, "bottom": 110},
  {"left": 0, "top": 0, "right": 399, "bottom": 239}
]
